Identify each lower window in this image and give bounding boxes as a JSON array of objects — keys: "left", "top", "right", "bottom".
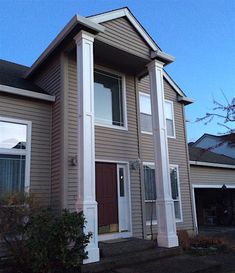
[
  {"left": 143, "top": 163, "right": 182, "bottom": 223},
  {"left": 0, "top": 117, "right": 31, "bottom": 195}
]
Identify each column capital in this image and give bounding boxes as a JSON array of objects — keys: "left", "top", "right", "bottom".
[
  {"left": 147, "top": 59, "right": 164, "bottom": 71},
  {"left": 74, "top": 30, "right": 95, "bottom": 44}
]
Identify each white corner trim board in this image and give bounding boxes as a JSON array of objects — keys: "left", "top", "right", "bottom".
[
  {"left": 0, "top": 84, "right": 55, "bottom": 102},
  {"left": 190, "top": 160, "right": 235, "bottom": 169}
]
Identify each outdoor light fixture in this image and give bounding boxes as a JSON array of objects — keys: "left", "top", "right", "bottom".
[
  {"left": 129, "top": 159, "right": 141, "bottom": 170},
  {"left": 71, "top": 155, "right": 78, "bottom": 166},
  {"left": 222, "top": 184, "right": 227, "bottom": 190}
]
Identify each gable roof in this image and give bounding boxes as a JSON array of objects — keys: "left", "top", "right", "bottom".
[
  {"left": 88, "top": 7, "right": 160, "bottom": 52},
  {"left": 189, "top": 146, "right": 235, "bottom": 166},
  {"left": 193, "top": 133, "right": 235, "bottom": 148}
]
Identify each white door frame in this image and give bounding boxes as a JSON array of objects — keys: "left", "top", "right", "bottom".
[
  {"left": 96, "top": 159, "right": 133, "bottom": 241},
  {"left": 192, "top": 183, "right": 235, "bottom": 232}
]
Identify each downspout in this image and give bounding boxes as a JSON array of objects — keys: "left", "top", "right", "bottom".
[{"left": 134, "top": 76, "right": 147, "bottom": 239}]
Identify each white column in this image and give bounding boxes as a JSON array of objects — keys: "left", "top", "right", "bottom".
[
  {"left": 147, "top": 60, "right": 179, "bottom": 247},
  {"left": 74, "top": 30, "right": 99, "bottom": 263}
]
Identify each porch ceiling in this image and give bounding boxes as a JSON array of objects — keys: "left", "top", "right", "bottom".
[{"left": 94, "top": 40, "right": 149, "bottom": 75}]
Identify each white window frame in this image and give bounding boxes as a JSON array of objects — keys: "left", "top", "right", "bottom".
[
  {"left": 0, "top": 116, "right": 32, "bottom": 192},
  {"left": 94, "top": 65, "right": 128, "bottom": 131},
  {"left": 143, "top": 162, "right": 183, "bottom": 225},
  {"left": 165, "top": 100, "right": 176, "bottom": 139},
  {"left": 143, "top": 162, "right": 157, "bottom": 225},
  {"left": 139, "top": 92, "right": 153, "bottom": 135},
  {"left": 170, "top": 164, "right": 183, "bottom": 222}
]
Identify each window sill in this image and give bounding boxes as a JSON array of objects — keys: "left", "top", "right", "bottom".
[
  {"left": 146, "top": 218, "right": 182, "bottom": 226},
  {"left": 141, "top": 131, "right": 153, "bottom": 135},
  {"left": 167, "top": 135, "right": 176, "bottom": 139},
  {"left": 95, "top": 122, "right": 128, "bottom": 131}
]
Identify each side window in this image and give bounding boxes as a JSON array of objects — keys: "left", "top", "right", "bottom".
[
  {"left": 139, "top": 93, "right": 152, "bottom": 134},
  {"left": 170, "top": 165, "right": 182, "bottom": 221},
  {"left": 165, "top": 100, "right": 175, "bottom": 138},
  {"left": 143, "top": 164, "right": 156, "bottom": 222},
  {"left": 0, "top": 117, "right": 31, "bottom": 194}
]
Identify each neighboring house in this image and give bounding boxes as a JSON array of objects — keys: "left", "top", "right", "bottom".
[
  {"left": 0, "top": 7, "right": 194, "bottom": 263},
  {"left": 191, "top": 133, "right": 235, "bottom": 158},
  {"left": 189, "top": 145, "right": 235, "bottom": 231}
]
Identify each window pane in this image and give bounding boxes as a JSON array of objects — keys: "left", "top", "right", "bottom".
[
  {"left": 174, "top": 201, "right": 181, "bottom": 219},
  {"left": 0, "top": 121, "right": 27, "bottom": 149},
  {"left": 144, "top": 165, "right": 156, "bottom": 200},
  {"left": 140, "top": 94, "right": 151, "bottom": 115},
  {"left": 165, "top": 102, "right": 172, "bottom": 120},
  {"left": 145, "top": 201, "right": 157, "bottom": 221},
  {"left": 94, "top": 70, "right": 124, "bottom": 126},
  {"left": 119, "top": 167, "right": 125, "bottom": 197},
  {"left": 166, "top": 119, "right": 174, "bottom": 137},
  {"left": 170, "top": 167, "right": 179, "bottom": 200},
  {"left": 0, "top": 154, "right": 25, "bottom": 193},
  {"left": 140, "top": 113, "right": 152, "bottom": 132}
]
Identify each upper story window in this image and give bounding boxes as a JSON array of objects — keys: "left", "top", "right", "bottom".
[
  {"left": 94, "top": 69, "right": 126, "bottom": 129},
  {"left": 165, "top": 100, "right": 175, "bottom": 138},
  {"left": 0, "top": 117, "right": 31, "bottom": 194},
  {"left": 139, "top": 93, "right": 175, "bottom": 138},
  {"left": 139, "top": 92, "right": 152, "bottom": 134}
]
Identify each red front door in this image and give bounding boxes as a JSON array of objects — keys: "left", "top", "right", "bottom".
[{"left": 95, "top": 162, "right": 118, "bottom": 233}]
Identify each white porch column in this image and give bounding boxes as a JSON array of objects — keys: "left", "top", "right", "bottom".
[
  {"left": 147, "top": 60, "right": 179, "bottom": 247},
  {"left": 74, "top": 30, "right": 99, "bottom": 263}
]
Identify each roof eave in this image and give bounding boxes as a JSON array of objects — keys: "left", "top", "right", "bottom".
[
  {"left": 151, "top": 50, "right": 175, "bottom": 65},
  {"left": 25, "top": 15, "right": 105, "bottom": 78}
]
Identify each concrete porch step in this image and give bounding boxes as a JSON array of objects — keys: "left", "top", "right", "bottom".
[
  {"left": 99, "top": 238, "right": 155, "bottom": 258},
  {"left": 81, "top": 245, "right": 182, "bottom": 273}
]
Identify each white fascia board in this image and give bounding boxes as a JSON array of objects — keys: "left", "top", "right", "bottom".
[
  {"left": 25, "top": 15, "right": 104, "bottom": 78},
  {"left": 0, "top": 84, "right": 55, "bottom": 102},
  {"left": 163, "top": 71, "right": 185, "bottom": 97},
  {"left": 89, "top": 8, "right": 159, "bottom": 51},
  {"left": 151, "top": 50, "right": 175, "bottom": 64},
  {"left": 190, "top": 160, "right": 235, "bottom": 169}
]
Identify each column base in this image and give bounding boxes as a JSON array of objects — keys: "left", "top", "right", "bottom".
[
  {"left": 157, "top": 233, "right": 179, "bottom": 248},
  {"left": 83, "top": 246, "right": 100, "bottom": 264}
]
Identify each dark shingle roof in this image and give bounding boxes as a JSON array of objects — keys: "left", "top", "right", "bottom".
[
  {"left": 0, "top": 59, "right": 48, "bottom": 94},
  {"left": 189, "top": 146, "right": 235, "bottom": 166}
]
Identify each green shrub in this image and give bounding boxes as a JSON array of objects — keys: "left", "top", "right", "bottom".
[{"left": 0, "top": 193, "right": 91, "bottom": 273}]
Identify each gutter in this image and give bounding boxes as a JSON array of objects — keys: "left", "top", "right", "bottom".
[
  {"left": 190, "top": 160, "right": 235, "bottom": 170},
  {"left": 0, "top": 84, "right": 55, "bottom": 102}
]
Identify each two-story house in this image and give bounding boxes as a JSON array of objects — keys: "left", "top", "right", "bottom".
[{"left": 0, "top": 7, "right": 194, "bottom": 263}]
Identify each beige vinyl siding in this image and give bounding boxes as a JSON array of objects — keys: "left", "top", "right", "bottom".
[
  {"left": 138, "top": 76, "right": 194, "bottom": 232},
  {"left": 190, "top": 165, "right": 235, "bottom": 185},
  {"left": 67, "top": 54, "right": 79, "bottom": 210},
  {"left": 95, "top": 74, "right": 143, "bottom": 238},
  {"left": 0, "top": 94, "right": 52, "bottom": 206},
  {"left": 32, "top": 57, "right": 62, "bottom": 211},
  {"left": 98, "top": 17, "right": 151, "bottom": 60}
]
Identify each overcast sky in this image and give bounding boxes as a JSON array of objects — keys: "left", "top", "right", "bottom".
[{"left": 1, "top": 0, "right": 234, "bottom": 142}]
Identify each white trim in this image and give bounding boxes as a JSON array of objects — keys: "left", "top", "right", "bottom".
[
  {"left": 163, "top": 71, "right": 185, "bottom": 97},
  {"left": 0, "top": 116, "right": 32, "bottom": 192},
  {"left": 94, "top": 66, "right": 128, "bottom": 130},
  {"left": 141, "top": 131, "right": 153, "bottom": 135},
  {"left": 190, "top": 160, "right": 235, "bottom": 169},
  {"left": 89, "top": 8, "right": 159, "bottom": 52},
  {"left": 191, "top": 186, "right": 198, "bottom": 232},
  {"left": 26, "top": 15, "right": 104, "bottom": 78},
  {"left": 165, "top": 100, "right": 176, "bottom": 139},
  {"left": 95, "top": 160, "right": 133, "bottom": 241},
  {"left": 169, "top": 164, "right": 183, "bottom": 223},
  {"left": 0, "top": 84, "right": 55, "bottom": 102},
  {"left": 139, "top": 92, "right": 153, "bottom": 135}
]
